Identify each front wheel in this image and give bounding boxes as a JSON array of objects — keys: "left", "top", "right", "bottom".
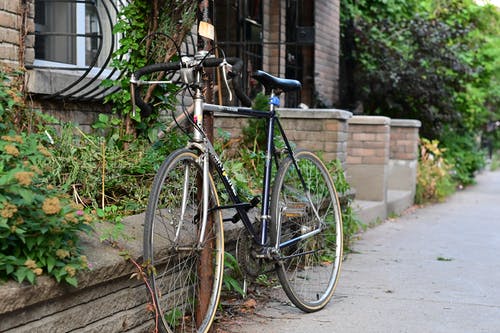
[
  {"left": 270, "top": 150, "right": 343, "bottom": 312},
  {"left": 143, "top": 149, "right": 224, "bottom": 333}
]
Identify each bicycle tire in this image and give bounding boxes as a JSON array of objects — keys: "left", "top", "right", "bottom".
[
  {"left": 143, "top": 149, "right": 224, "bottom": 333},
  {"left": 270, "top": 149, "right": 343, "bottom": 312}
]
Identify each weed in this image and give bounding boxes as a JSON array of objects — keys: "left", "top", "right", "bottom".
[
  {"left": 223, "top": 252, "right": 245, "bottom": 297},
  {"left": 416, "top": 138, "right": 456, "bottom": 204}
]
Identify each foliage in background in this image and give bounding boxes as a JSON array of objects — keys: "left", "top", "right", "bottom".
[
  {"left": 340, "top": 0, "right": 499, "bottom": 188},
  {"left": 415, "top": 138, "right": 456, "bottom": 204},
  {"left": 441, "top": 127, "right": 485, "bottom": 186},
  {"left": 341, "top": 0, "right": 499, "bottom": 137},
  {"left": 0, "top": 70, "right": 92, "bottom": 286}
]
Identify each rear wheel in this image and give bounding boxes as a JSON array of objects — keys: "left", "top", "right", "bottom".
[
  {"left": 270, "top": 150, "right": 343, "bottom": 312},
  {"left": 143, "top": 149, "right": 224, "bottom": 332}
]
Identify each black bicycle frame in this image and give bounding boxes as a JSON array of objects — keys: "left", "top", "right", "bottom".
[{"left": 203, "top": 99, "right": 298, "bottom": 248}]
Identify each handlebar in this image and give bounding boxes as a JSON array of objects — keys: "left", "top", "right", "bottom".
[{"left": 131, "top": 57, "right": 252, "bottom": 116}]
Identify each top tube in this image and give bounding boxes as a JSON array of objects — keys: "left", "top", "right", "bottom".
[{"left": 203, "top": 103, "right": 273, "bottom": 119}]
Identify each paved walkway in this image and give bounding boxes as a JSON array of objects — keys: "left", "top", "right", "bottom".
[{"left": 220, "top": 169, "right": 500, "bottom": 333}]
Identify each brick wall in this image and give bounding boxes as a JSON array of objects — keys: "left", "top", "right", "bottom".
[
  {"left": 32, "top": 99, "right": 110, "bottom": 132},
  {"left": 214, "top": 108, "right": 352, "bottom": 164},
  {"left": 314, "top": 0, "right": 340, "bottom": 107},
  {"left": 0, "top": 0, "right": 34, "bottom": 68}
]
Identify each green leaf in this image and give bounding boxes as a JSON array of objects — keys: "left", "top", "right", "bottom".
[
  {"left": 26, "top": 237, "right": 36, "bottom": 250},
  {"left": 47, "top": 256, "right": 56, "bottom": 273},
  {"left": 65, "top": 276, "right": 78, "bottom": 287},
  {"left": 14, "top": 266, "right": 30, "bottom": 283},
  {"left": 6, "top": 264, "right": 14, "bottom": 275},
  {"left": 26, "top": 270, "right": 36, "bottom": 284},
  {"left": 18, "top": 189, "right": 34, "bottom": 204}
]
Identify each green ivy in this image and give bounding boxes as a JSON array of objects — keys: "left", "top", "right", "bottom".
[{"left": 102, "top": 0, "right": 196, "bottom": 128}]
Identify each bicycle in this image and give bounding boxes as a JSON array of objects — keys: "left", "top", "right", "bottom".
[{"left": 131, "top": 49, "right": 343, "bottom": 333}]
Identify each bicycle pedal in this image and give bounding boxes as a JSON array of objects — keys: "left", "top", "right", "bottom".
[{"left": 250, "top": 196, "right": 260, "bottom": 207}]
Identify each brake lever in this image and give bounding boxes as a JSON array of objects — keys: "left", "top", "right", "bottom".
[{"left": 220, "top": 59, "right": 233, "bottom": 102}]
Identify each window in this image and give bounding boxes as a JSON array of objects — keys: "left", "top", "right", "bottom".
[
  {"left": 34, "top": 1, "right": 104, "bottom": 68},
  {"left": 30, "top": 0, "right": 125, "bottom": 100}
]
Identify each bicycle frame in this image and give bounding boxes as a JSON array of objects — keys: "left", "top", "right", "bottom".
[{"left": 192, "top": 87, "right": 309, "bottom": 251}]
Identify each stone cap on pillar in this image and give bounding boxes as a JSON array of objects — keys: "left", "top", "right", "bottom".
[
  {"left": 390, "top": 119, "right": 422, "bottom": 128},
  {"left": 348, "top": 115, "right": 391, "bottom": 125}
]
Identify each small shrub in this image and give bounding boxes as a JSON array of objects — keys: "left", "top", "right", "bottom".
[
  {"left": 0, "top": 131, "right": 93, "bottom": 286},
  {"left": 441, "top": 128, "right": 485, "bottom": 186},
  {"left": 415, "top": 138, "right": 456, "bottom": 204}
]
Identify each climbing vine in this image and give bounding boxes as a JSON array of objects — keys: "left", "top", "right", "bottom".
[{"left": 102, "top": 0, "right": 197, "bottom": 138}]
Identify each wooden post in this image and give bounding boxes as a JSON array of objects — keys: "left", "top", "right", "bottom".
[{"left": 196, "top": 1, "right": 215, "bottom": 330}]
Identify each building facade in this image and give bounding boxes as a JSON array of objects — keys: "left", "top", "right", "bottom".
[{"left": 0, "top": 0, "right": 340, "bottom": 119}]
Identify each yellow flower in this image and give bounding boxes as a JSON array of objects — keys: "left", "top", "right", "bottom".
[
  {"left": 1, "top": 203, "right": 18, "bottom": 218},
  {"left": 64, "top": 265, "right": 76, "bottom": 277},
  {"left": 84, "top": 214, "right": 93, "bottom": 224},
  {"left": 42, "top": 197, "right": 61, "bottom": 215},
  {"left": 30, "top": 165, "right": 42, "bottom": 175},
  {"left": 70, "top": 202, "right": 84, "bottom": 211},
  {"left": 24, "top": 259, "right": 37, "bottom": 270},
  {"left": 56, "top": 249, "right": 70, "bottom": 259},
  {"left": 33, "top": 268, "right": 43, "bottom": 276},
  {"left": 4, "top": 144, "right": 19, "bottom": 157},
  {"left": 64, "top": 213, "right": 77, "bottom": 224},
  {"left": 80, "top": 255, "right": 89, "bottom": 269},
  {"left": 1, "top": 135, "right": 23, "bottom": 143},
  {"left": 37, "top": 144, "right": 51, "bottom": 157},
  {"left": 14, "top": 171, "right": 35, "bottom": 186}
]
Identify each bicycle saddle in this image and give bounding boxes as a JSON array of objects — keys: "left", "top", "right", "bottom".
[{"left": 252, "top": 70, "right": 302, "bottom": 92}]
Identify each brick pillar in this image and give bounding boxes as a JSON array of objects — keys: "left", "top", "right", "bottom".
[
  {"left": 263, "top": 0, "right": 285, "bottom": 76},
  {"left": 388, "top": 119, "right": 421, "bottom": 196},
  {"left": 315, "top": 0, "right": 340, "bottom": 106},
  {"left": 346, "top": 116, "right": 391, "bottom": 202},
  {"left": 279, "top": 108, "right": 351, "bottom": 164}
]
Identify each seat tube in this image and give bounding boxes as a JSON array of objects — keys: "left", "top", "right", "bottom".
[
  {"left": 193, "top": 74, "right": 204, "bottom": 142},
  {"left": 259, "top": 90, "right": 279, "bottom": 246}
]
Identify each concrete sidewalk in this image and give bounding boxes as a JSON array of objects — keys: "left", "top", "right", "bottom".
[{"left": 220, "top": 169, "right": 500, "bottom": 333}]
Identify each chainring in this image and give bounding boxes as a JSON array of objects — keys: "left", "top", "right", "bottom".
[{"left": 235, "top": 228, "right": 275, "bottom": 278}]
